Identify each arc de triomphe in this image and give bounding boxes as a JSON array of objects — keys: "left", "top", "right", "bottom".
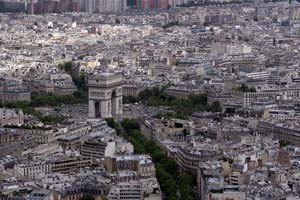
[{"left": 88, "top": 73, "right": 123, "bottom": 118}]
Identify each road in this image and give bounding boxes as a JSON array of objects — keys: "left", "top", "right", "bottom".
[
  {"left": 119, "top": 104, "right": 169, "bottom": 120},
  {"left": 36, "top": 104, "right": 89, "bottom": 120}
]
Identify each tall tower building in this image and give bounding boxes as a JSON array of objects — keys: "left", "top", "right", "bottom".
[
  {"left": 27, "top": 1, "right": 35, "bottom": 14},
  {"left": 159, "top": 0, "right": 168, "bottom": 8},
  {"left": 85, "top": 0, "right": 94, "bottom": 13},
  {"left": 142, "top": 0, "right": 150, "bottom": 9},
  {"left": 120, "top": 0, "right": 127, "bottom": 12},
  {"left": 80, "top": 0, "right": 86, "bottom": 11}
]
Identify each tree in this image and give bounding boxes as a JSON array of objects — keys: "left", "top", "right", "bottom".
[
  {"left": 59, "top": 61, "right": 72, "bottom": 73},
  {"left": 115, "top": 18, "right": 121, "bottom": 24},
  {"left": 188, "top": 93, "right": 207, "bottom": 105},
  {"left": 177, "top": 173, "right": 195, "bottom": 200},
  {"left": 123, "top": 95, "right": 140, "bottom": 104},
  {"left": 120, "top": 118, "right": 195, "bottom": 200},
  {"left": 203, "top": 21, "right": 210, "bottom": 26},
  {"left": 154, "top": 112, "right": 188, "bottom": 120},
  {"left": 73, "top": 89, "right": 87, "bottom": 100},
  {"left": 250, "top": 87, "right": 256, "bottom": 92},
  {"left": 81, "top": 195, "right": 95, "bottom": 200},
  {"left": 238, "top": 84, "right": 256, "bottom": 92},
  {"left": 225, "top": 107, "right": 236, "bottom": 114},
  {"left": 72, "top": 74, "right": 87, "bottom": 90},
  {"left": 105, "top": 118, "right": 116, "bottom": 128},
  {"left": 40, "top": 115, "right": 65, "bottom": 124},
  {"left": 240, "top": 84, "right": 247, "bottom": 91},
  {"left": 121, "top": 118, "right": 140, "bottom": 132},
  {"left": 105, "top": 117, "right": 121, "bottom": 135},
  {"left": 288, "top": 0, "right": 299, "bottom": 4},
  {"left": 162, "top": 21, "right": 179, "bottom": 29},
  {"left": 211, "top": 101, "right": 222, "bottom": 112},
  {"left": 280, "top": 140, "right": 291, "bottom": 147},
  {"left": 137, "top": 87, "right": 217, "bottom": 114}
]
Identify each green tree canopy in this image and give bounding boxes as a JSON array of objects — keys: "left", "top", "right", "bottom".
[{"left": 80, "top": 195, "right": 95, "bottom": 200}]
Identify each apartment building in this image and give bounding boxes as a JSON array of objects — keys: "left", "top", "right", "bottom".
[
  {"left": 176, "top": 145, "right": 223, "bottom": 173},
  {"left": 0, "top": 108, "right": 24, "bottom": 126},
  {"left": 14, "top": 161, "right": 52, "bottom": 179},
  {"left": 3, "top": 125, "right": 55, "bottom": 144},
  {"left": 81, "top": 137, "right": 116, "bottom": 159},
  {"left": 108, "top": 181, "right": 141, "bottom": 200},
  {"left": 0, "top": 87, "right": 31, "bottom": 103},
  {"left": 0, "top": 129, "right": 22, "bottom": 145},
  {"left": 105, "top": 155, "right": 156, "bottom": 179},
  {"left": 51, "top": 156, "right": 93, "bottom": 174}
]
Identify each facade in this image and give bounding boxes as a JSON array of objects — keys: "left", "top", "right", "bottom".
[
  {"left": 108, "top": 181, "right": 142, "bottom": 200},
  {"left": 197, "top": 161, "right": 226, "bottom": 200},
  {"left": 0, "top": 86, "right": 31, "bottom": 103},
  {"left": 22, "top": 143, "right": 63, "bottom": 160},
  {"left": 15, "top": 157, "right": 93, "bottom": 179},
  {"left": 14, "top": 161, "right": 52, "bottom": 179},
  {"left": 3, "top": 125, "right": 55, "bottom": 144},
  {"left": 28, "top": 191, "right": 50, "bottom": 200},
  {"left": 123, "top": 84, "right": 144, "bottom": 97},
  {"left": 165, "top": 86, "right": 205, "bottom": 99},
  {"left": 84, "top": 0, "right": 127, "bottom": 13},
  {"left": 207, "top": 92, "right": 233, "bottom": 106},
  {"left": 81, "top": 137, "right": 109, "bottom": 159},
  {"left": 265, "top": 109, "right": 295, "bottom": 120},
  {"left": 58, "top": 135, "right": 82, "bottom": 151},
  {"left": 257, "top": 120, "right": 300, "bottom": 144},
  {"left": 0, "top": 0, "right": 26, "bottom": 12},
  {"left": 50, "top": 182, "right": 110, "bottom": 200},
  {"left": 105, "top": 155, "right": 156, "bottom": 179},
  {"left": 27, "top": 0, "right": 80, "bottom": 14},
  {"left": 135, "top": 0, "right": 169, "bottom": 9},
  {"left": 0, "top": 129, "right": 22, "bottom": 145},
  {"left": 51, "top": 157, "right": 93, "bottom": 174},
  {"left": 234, "top": 86, "right": 300, "bottom": 108},
  {"left": 88, "top": 73, "right": 123, "bottom": 118},
  {"left": 0, "top": 108, "right": 24, "bottom": 126},
  {"left": 108, "top": 178, "right": 161, "bottom": 200},
  {"left": 176, "top": 146, "right": 223, "bottom": 173},
  {"left": 0, "top": 130, "right": 32, "bottom": 157},
  {"left": 25, "top": 73, "right": 76, "bottom": 96}
]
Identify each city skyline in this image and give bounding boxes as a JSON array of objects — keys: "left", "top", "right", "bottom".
[{"left": 1, "top": 1, "right": 300, "bottom": 200}]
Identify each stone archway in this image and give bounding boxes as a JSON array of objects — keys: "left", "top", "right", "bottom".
[{"left": 88, "top": 73, "right": 123, "bottom": 119}]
